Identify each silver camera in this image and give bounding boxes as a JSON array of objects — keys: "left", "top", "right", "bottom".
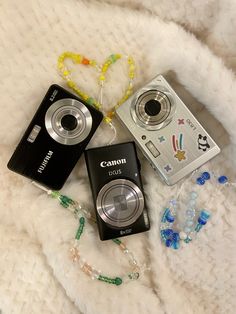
[{"left": 116, "top": 75, "right": 220, "bottom": 185}]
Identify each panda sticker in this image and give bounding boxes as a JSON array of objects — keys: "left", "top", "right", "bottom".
[{"left": 198, "top": 134, "right": 210, "bottom": 151}]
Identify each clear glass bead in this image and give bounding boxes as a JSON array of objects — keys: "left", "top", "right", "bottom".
[
  {"left": 184, "top": 226, "right": 191, "bottom": 233},
  {"left": 160, "top": 223, "right": 171, "bottom": 230},
  {"left": 186, "top": 220, "right": 194, "bottom": 227},
  {"left": 129, "top": 258, "right": 138, "bottom": 267},
  {"left": 91, "top": 269, "right": 101, "bottom": 280},
  {"left": 189, "top": 199, "right": 196, "bottom": 207},
  {"left": 189, "top": 231, "right": 197, "bottom": 240},
  {"left": 128, "top": 272, "right": 139, "bottom": 280},
  {"left": 190, "top": 191, "right": 198, "bottom": 200},
  {"left": 186, "top": 209, "right": 195, "bottom": 218}
]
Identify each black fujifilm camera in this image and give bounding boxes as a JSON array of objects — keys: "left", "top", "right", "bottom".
[
  {"left": 85, "top": 142, "right": 150, "bottom": 240},
  {"left": 7, "top": 85, "right": 103, "bottom": 190}
]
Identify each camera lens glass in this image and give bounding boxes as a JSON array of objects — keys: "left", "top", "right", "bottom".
[
  {"left": 45, "top": 98, "right": 92, "bottom": 145},
  {"left": 144, "top": 99, "right": 161, "bottom": 116},
  {"left": 61, "top": 114, "right": 78, "bottom": 131},
  {"left": 133, "top": 89, "right": 173, "bottom": 130},
  {"left": 96, "top": 179, "right": 144, "bottom": 228}
]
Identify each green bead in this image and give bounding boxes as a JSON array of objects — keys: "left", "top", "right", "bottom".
[
  {"left": 110, "top": 54, "right": 117, "bottom": 63},
  {"left": 112, "top": 238, "right": 121, "bottom": 245},
  {"left": 51, "top": 191, "right": 60, "bottom": 198},
  {"left": 79, "top": 217, "right": 85, "bottom": 224},
  {"left": 75, "top": 221, "right": 84, "bottom": 240},
  {"left": 184, "top": 237, "right": 192, "bottom": 243},
  {"left": 115, "top": 277, "right": 122, "bottom": 285},
  {"left": 87, "top": 97, "right": 94, "bottom": 105}
]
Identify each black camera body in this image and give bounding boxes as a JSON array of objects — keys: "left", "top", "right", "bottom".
[
  {"left": 85, "top": 142, "right": 150, "bottom": 240},
  {"left": 7, "top": 84, "right": 103, "bottom": 190}
]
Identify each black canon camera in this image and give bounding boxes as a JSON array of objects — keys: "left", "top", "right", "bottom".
[
  {"left": 85, "top": 142, "right": 150, "bottom": 240},
  {"left": 7, "top": 84, "right": 103, "bottom": 190}
]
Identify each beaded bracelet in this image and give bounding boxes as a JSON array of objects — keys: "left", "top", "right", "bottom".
[
  {"left": 160, "top": 169, "right": 235, "bottom": 249},
  {"left": 32, "top": 182, "right": 142, "bottom": 286},
  {"left": 57, "top": 52, "right": 135, "bottom": 124},
  {"left": 160, "top": 197, "right": 211, "bottom": 249}
]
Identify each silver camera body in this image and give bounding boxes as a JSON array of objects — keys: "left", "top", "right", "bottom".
[{"left": 116, "top": 75, "right": 220, "bottom": 185}]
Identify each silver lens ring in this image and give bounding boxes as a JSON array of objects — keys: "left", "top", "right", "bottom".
[
  {"left": 96, "top": 178, "right": 144, "bottom": 228},
  {"left": 131, "top": 88, "right": 175, "bottom": 130},
  {"left": 45, "top": 98, "right": 92, "bottom": 145}
]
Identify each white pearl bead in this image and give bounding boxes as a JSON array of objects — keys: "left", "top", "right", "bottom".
[{"left": 179, "top": 231, "right": 187, "bottom": 240}]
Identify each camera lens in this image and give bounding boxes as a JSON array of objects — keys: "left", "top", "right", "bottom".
[
  {"left": 144, "top": 99, "right": 161, "bottom": 116},
  {"left": 96, "top": 179, "right": 144, "bottom": 228},
  {"left": 45, "top": 98, "right": 92, "bottom": 145},
  {"left": 61, "top": 114, "right": 78, "bottom": 131},
  {"left": 132, "top": 89, "right": 175, "bottom": 130}
]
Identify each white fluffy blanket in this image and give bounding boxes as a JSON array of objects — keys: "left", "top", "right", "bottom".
[{"left": 1, "top": 1, "right": 236, "bottom": 313}]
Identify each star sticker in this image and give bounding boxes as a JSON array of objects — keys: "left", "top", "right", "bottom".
[
  {"left": 158, "top": 136, "right": 165, "bottom": 143},
  {"left": 164, "top": 165, "right": 172, "bottom": 172},
  {"left": 174, "top": 150, "right": 186, "bottom": 162},
  {"left": 178, "top": 119, "right": 185, "bottom": 125}
]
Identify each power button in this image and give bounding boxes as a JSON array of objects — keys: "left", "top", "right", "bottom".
[{"left": 145, "top": 141, "right": 160, "bottom": 158}]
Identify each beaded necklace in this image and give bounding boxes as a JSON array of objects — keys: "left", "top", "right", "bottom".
[
  {"left": 57, "top": 52, "right": 135, "bottom": 125},
  {"left": 32, "top": 182, "right": 141, "bottom": 285}
]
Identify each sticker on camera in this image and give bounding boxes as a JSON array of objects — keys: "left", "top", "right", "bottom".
[
  {"left": 172, "top": 133, "right": 186, "bottom": 162},
  {"left": 198, "top": 134, "right": 210, "bottom": 151},
  {"left": 164, "top": 164, "right": 173, "bottom": 173}
]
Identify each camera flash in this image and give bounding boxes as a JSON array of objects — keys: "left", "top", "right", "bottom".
[{"left": 27, "top": 125, "right": 41, "bottom": 143}]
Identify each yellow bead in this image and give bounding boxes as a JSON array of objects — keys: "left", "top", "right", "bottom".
[
  {"left": 102, "top": 65, "right": 108, "bottom": 73},
  {"left": 130, "top": 64, "right": 135, "bottom": 71},
  {"left": 99, "top": 75, "right": 105, "bottom": 81},
  {"left": 104, "top": 116, "right": 112, "bottom": 124},
  {"left": 74, "top": 55, "right": 82, "bottom": 63},
  {"left": 67, "top": 81, "right": 75, "bottom": 88},
  {"left": 128, "top": 57, "right": 133, "bottom": 64}
]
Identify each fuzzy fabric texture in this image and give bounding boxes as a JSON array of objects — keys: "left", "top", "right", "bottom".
[{"left": 0, "top": 1, "right": 236, "bottom": 313}]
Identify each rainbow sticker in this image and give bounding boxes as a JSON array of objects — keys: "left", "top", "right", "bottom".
[{"left": 172, "top": 133, "right": 186, "bottom": 162}]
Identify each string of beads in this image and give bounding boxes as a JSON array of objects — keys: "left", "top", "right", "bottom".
[
  {"left": 160, "top": 197, "right": 211, "bottom": 249},
  {"left": 57, "top": 52, "right": 135, "bottom": 124},
  {"left": 160, "top": 169, "right": 236, "bottom": 249},
  {"left": 32, "top": 182, "right": 141, "bottom": 286}
]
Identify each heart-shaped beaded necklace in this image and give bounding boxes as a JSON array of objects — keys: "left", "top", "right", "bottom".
[{"left": 57, "top": 52, "right": 135, "bottom": 125}]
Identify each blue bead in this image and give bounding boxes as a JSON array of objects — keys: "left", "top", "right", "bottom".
[
  {"left": 165, "top": 239, "right": 173, "bottom": 247},
  {"left": 196, "top": 177, "right": 205, "bottom": 185},
  {"left": 172, "top": 240, "right": 180, "bottom": 250},
  {"left": 164, "top": 229, "right": 173, "bottom": 237},
  {"left": 200, "top": 210, "right": 210, "bottom": 220},
  {"left": 218, "top": 175, "right": 228, "bottom": 184},
  {"left": 198, "top": 217, "right": 207, "bottom": 225},
  {"left": 202, "top": 172, "right": 211, "bottom": 180},
  {"left": 166, "top": 212, "right": 175, "bottom": 223},
  {"left": 172, "top": 232, "right": 179, "bottom": 241}
]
